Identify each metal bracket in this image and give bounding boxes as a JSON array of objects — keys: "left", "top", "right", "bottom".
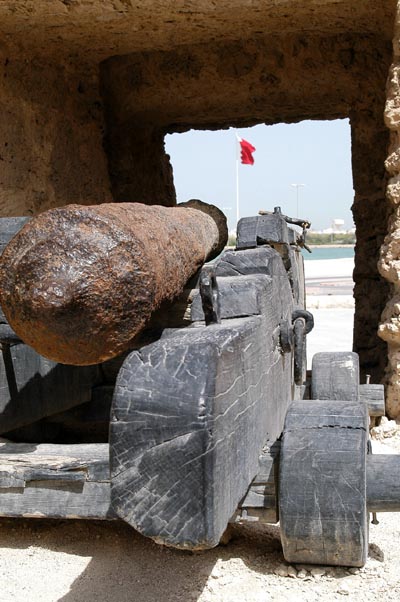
[
  {"left": 199, "top": 265, "right": 221, "bottom": 326},
  {"left": 292, "top": 309, "right": 314, "bottom": 334},
  {"left": 293, "top": 318, "right": 306, "bottom": 385},
  {"left": 279, "top": 311, "right": 313, "bottom": 359},
  {"left": 259, "top": 206, "right": 312, "bottom": 253},
  {"left": 292, "top": 310, "right": 314, "bottom": 385}
]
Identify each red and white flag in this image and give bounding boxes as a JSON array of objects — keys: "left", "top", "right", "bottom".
[{"left": 238, "top": 137, "right": 256, "bottom": 165}]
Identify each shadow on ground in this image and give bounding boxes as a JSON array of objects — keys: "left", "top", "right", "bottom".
[{"left": 0, "top": 518, "right": 283, "bottom": 602}]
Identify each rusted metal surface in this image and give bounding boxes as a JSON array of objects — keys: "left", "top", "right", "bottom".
[{"left": 0, "top": 200, "right": 227, "bottom": 365}]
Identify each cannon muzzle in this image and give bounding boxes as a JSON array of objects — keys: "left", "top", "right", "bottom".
[{"left": 0, "top": 200, "right": 227, "bottom": 365}]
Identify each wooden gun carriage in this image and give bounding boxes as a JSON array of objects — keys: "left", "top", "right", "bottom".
[{"left": 0, "top": 205, "right": 396, "bottom": 568}]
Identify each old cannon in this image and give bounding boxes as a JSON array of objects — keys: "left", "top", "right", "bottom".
[{"left": 0, "top": 203, "right": 396, "bottom": 568}]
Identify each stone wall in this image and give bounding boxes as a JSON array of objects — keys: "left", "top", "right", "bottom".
[
  {"left": 0, "top": 2, "right": 395, "bottom": 62},
  {"left": 101, "top": 33, "right": 392, "bottom": 383},
  {"left": 101, "top": 34, "right": 390, "bottom": 127},
  {"left": 0, "top": 53, "right": 112, "bottom": 216},
  {"left": 352, "top": 107, "right": 391, "bottom": 384},
  {"left": 378, "top": 5, "right": 400, "bottom": 417}
]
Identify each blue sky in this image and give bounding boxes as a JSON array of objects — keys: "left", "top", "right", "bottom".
[{"left": 165, "top": 119, "right": 354, "bottom": 232}]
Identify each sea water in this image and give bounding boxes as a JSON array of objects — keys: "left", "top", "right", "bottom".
[{"left": 302, "top": 246, "right": 355, "bottom": 261}]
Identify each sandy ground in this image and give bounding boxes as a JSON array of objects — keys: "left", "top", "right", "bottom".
[
  {"left": 304, "top": 257, "right": 354, "bottom": 281},
  {"left": 1, "top": 505, "right": 400, "bottom": 602},
  {"left": 305, "top": 257, "right": 354, "bottom": 368},
  {"left": 305, "top": 257, "right": 354, "bottom": 305},
  {"left": 306, "top": 307, "right": 354, "bottom": 369},
  {"left": 1, "top": 256, "right": 399, "bottom": 602}
]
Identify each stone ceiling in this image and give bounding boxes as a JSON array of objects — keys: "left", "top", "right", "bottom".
[{"left": 0, "top": 0, "right": 396, "bottom": 62}]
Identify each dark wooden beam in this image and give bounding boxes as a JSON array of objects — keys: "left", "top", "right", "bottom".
[
  {"left": 110, "top": 252, "right": 295, "bottom": 549},
  {"left": 359, "top": 383, "right": 385, "bottom": 416},
  {"left": 191, "top": 274, "right": 272, "bottom": 321},
  {"left": 0, "top": 442, "right": 115, "bottom": 519},
  {"left": 367, "top": 454, "right": 400, "bottom": 512},
  {"left": 311, "top": 352, "right": 360, "bottom": 401},
  {"left": 235, "top": 442, "right": 280, "bottom": 525},
  {"left": 0, "top": 343, "right": 101, "bottom": 434}
]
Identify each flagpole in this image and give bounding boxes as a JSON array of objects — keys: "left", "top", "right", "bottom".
[{"left": 235, "top": 133, "right": 255, "bottom": 225}]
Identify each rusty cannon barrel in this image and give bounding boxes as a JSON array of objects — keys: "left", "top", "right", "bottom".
[{"left": 0, "top": 200, "right": 227, "bottom": 366}]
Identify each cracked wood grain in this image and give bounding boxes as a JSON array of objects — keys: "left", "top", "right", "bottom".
[
  {"left": 110, "top": 248, "right": 295, "bottom": 549},
  {"left": 367, "top": 454, "right": 400, "bottom": 512},
  {"left": 311, "top": 352, "right": 360, "bottom": 402},
  {"left": 279, "top": 400, "right": 369, "bottom": 567},
  {"left": 0, "top": 442, "right": 115, "bottom": 519}
]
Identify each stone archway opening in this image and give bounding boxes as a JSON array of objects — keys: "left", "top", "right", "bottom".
[
  {"left": 165, "top": 120, "right": 354, "bottom": 232},
  {"left": 166, "top": 119, "right": 356, "bottom": 361}
]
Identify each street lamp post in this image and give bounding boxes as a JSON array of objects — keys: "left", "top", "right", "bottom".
[{"left": 291, "top": 183, "right": 305, "bottom": 217}]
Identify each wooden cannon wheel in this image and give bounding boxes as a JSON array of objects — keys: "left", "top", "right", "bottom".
[
  {"left": 311, "top": 351, "right": 360, "bottom": 401},
  {"left": 279, "top": 399, "right": 369, "bottom": 567}
]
